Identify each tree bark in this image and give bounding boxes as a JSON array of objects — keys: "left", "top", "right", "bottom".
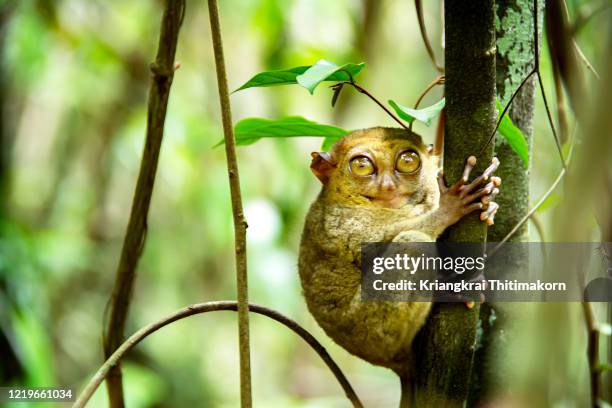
[
  {"left": 411, "top": 1, "right": 497, "bottom": 406},
  {"left": 468, "top": 0, "right": 540, "bottom": 404}
]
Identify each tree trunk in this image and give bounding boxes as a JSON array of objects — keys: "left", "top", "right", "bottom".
[
  {"left": 411, "top": 1, "right": 497, "bottom": 406},
  {"left": 468, "top": 0, "right": 540, "bottom": 404}
]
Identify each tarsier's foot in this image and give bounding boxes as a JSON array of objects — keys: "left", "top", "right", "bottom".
[{"left": 437, "top": 156, "right": 501, "bottom": 226}]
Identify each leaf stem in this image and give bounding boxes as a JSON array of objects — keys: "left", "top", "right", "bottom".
[
  {"left": 414, "top": 75, "right": 445, "bottom": 110},
  {"left": 411, "top": 75, "right": 445, "bottom": 131},
  {"left": 339, "top": 81, "right": 410, "bottom": 130}
]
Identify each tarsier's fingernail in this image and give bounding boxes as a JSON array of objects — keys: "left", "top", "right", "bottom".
[
  {"left": 491, "top": 187, "right": 500, "bottom": 198},
  {"left": 491, "top": 176, "right": 502, "bottom": 186},
  {"left": 483, "top": 157, "right": 500, "bottom": 179},
  {"left": 463, "top": 156, "right": 477, "bottom": 181},
  {"left": 485, "top": 202, "right": 499, "bottom": 217}
]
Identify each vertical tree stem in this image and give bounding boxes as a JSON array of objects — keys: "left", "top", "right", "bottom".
[
  {"left": 469, "top": 0, "right": 541, "bottom": 403},
  {"left": 412, "top": 1, "right": 497, "bottom": 406},
  {"left": 103, "top": 2, "right": 184, "bottom": 407},
  {"left": 207, "top": 1, "right": 252, "bottom": 406}
]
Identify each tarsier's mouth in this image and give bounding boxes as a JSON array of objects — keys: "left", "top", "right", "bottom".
[{"left": 364, "top": 193, "right": 409, "bottom": 209}]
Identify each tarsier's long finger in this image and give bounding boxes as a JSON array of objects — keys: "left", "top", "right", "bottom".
[
  {"left": 459, "top": 158, "right": 500, "bottom": 197},
  {"left": 481, "top": 187, "right": 499, "bottom": 206},
  {"left": 451, "top": 156, "right": 477, "bottom": 193},
  {"left": 480, "top": 201, "right": 499, "bottom": 225},
  {"left": 462, "top": 156, "right": 477, "bottom": 182},
  {"left": 464, "top": 202, "right": 484, "bottom": 215},
  {"left": 460, "top": 174, "right": 486, "bottom": 197},
  {"left": 486, "top": 206, "right": 499, "bottom": 225},
  {"left": 482, "top": 157, "right": 500, "bottom": 180},
  {"left": 463, "top": 184, "right": 493, "bottom": 204}
]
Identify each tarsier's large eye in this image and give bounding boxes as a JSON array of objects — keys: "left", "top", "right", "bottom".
[
  {"left": 349, "top": 156, "right": 375, "bottom": 176},
  {"left": 396, "top": 150, "right": 421, "bottom": 173}
]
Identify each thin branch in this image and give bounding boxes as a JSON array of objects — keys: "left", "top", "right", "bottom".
[
  {"left": 207, "top": 1, "right": 252, "bottom": 406},
  {"left": 530, "top": 214, "right": 548, "bottom": 263},
  {"left": 413, "top": 75, "right": 445, "bottom": 110},
  {"left": 547, "top": 0, "right": 588, "bottom": 120},
  {"left": 530, "top": 213, "right": 546, "bottom": 243},
  {"left": 477, "top": 69, "right": 535, "bottom": 158},
  {"left": 414, "top": 0, "right": 444, "bottom": 72},
  {"left": 536, "top": 70, "right": 567, "bottom": 170},
  {"left": 338, "top": 81, "right": 410, "bottom": 129},
  {"left": 103, "top": 2, "right": 185, "bottom": 406},
  {"left": 487, "top": 136, "right": 575, "bottom": 257},
  {"left": 582, "top": 301, "right": 601, "bottom": 406},
  {"left": 73, "top": 301, "right": 363, "bottom": 408},
  {"left": 573, "top": 40, "right": 600, "bottom": 80},
  {"left": 551, "top": 58, "right": 570, "bottom": 145}
]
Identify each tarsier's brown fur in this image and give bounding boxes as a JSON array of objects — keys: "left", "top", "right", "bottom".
[{"left": 299, "top": 127, "right": 499, "bottom": 376}]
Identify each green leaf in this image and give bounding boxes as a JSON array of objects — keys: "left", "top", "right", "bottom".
[
  {"left": 296, "top": 60, "right": 365, "bottom": 94},
  {"left": 321, "top": 136, "right": 343, "bottom": 151},
  {"left": 234, "top": 66, "right": 310, "bottom": 92},
  {"left": 388, "top": 98, "right": 445, "bottom": 126},
  {"left": 216, "top": 116, "right": 349, "bottom": 147},
  {"left": 496, "top": 99, "right": 529, "bottom": 168},
  {"left": 234, "top": 60, "right": 364, "bottom": 93}
]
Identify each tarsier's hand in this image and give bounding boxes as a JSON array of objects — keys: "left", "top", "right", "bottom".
[{"left": 437, "top": 156, "right": 501, "bottom": 227}]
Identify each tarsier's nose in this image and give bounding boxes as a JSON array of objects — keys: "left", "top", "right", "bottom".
[{"left": 380, "top": 173, "right": 397, "bottom": 192}]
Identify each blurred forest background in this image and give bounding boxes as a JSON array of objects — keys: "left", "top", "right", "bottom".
[{"left": 0, "top": 0, "right": 610, "bottom": 407}]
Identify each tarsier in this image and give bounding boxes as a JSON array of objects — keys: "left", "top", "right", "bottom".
[{"left": 298, "top": 126, "right": 500, "bottom": 377}]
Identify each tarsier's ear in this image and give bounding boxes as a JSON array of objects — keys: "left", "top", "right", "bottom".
[{"left": 310, "top": 152, "right": 336, "bottom": 184}]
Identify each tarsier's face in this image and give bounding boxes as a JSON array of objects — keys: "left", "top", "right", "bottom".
[{"left": 311, "top": 127, "right": 439, "bottom": 209}]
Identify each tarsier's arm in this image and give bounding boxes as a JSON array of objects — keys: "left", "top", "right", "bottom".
[
  {"left": 426, "top": 109, "right": 501, "bottom": 231},
  {"left": 380, "top": 157, "right": 500, "bottom": 241}
]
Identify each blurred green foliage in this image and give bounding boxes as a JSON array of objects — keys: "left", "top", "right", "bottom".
[{"left": 0, "top": 0, "right": 609, "bottom": 407}]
